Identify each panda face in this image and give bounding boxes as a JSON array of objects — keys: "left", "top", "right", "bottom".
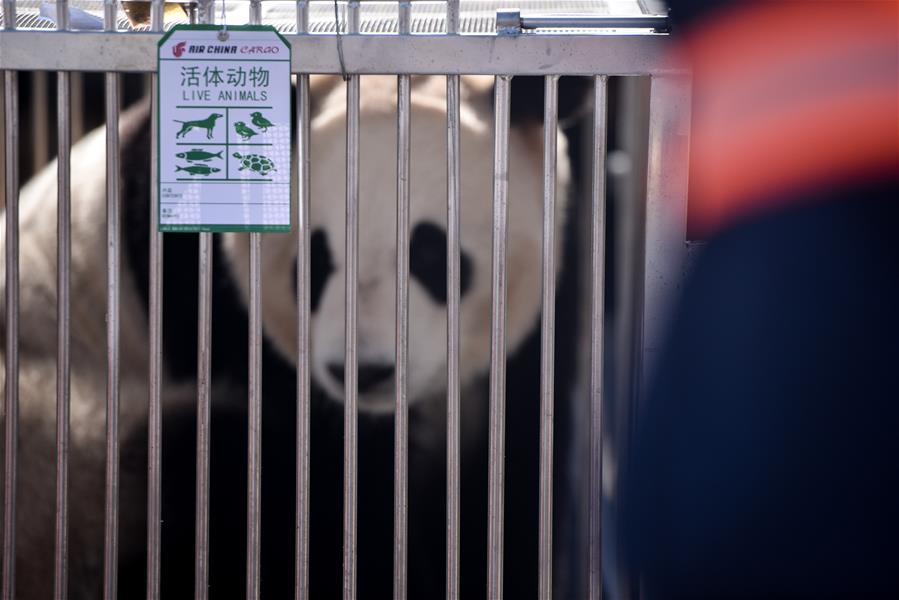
[{"left": 223, "top": 76, "right": 568, "bottom": 415}]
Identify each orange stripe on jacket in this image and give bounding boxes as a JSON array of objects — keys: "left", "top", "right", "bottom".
[{"left": 680, "top": 1, "right": 899, "bottom": 237}]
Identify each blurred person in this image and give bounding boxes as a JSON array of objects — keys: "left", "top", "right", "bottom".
[{"left": 621, "top": 1, "right": 898, "bottom": 598}]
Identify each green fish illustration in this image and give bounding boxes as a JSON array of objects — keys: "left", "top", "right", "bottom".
[
  {"left": 176, "top": 149, "right": 224, "bottom": 162},
  {"left": 176, "top": 164, "right": 221, "bottom": 176}
]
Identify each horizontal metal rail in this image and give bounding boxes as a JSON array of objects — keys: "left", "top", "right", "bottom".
[
  {"left": 497, "top": 11, "right": 669, "bottom": 33},
  {"left": 0, "top": 31, "right": 676, "bottom": 74},
  {"left": 524, "top": 15, "right": 668, "bottom": 30}
]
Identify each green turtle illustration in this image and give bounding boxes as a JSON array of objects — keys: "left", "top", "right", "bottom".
[
  {"left": 176, "top": 164, "right": 220, "bottom": 176},
  {"left": 176, "top": 149, "right": 223, "bottom": 162},
  {"left": 233, "top": 152, "right": 276, "bottom": 176},
  {"left": 250, "top": 111, "right": 275, "bottom": 132},
  {"left": 233, "top": 121, "right": 258, "bottom": 141}
]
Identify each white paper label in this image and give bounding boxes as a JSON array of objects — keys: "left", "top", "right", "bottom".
[{"left": 157, "top": 25, "right": 291, "bottom": 232}]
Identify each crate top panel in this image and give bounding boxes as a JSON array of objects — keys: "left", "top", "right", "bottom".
[{"left": 3, "top": 1, "right": 663, "bottom": 34}]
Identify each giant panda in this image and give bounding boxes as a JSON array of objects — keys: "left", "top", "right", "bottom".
[
  {"left": 2, "top": 74, "right": 585, "bottom": 598},
  {"left": 153, "top": 75, "right": 584, "bottom": 597}
]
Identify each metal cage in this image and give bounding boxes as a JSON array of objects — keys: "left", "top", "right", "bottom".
[{"left": 0, "top": 1, "right": 690, "bottom": 598}]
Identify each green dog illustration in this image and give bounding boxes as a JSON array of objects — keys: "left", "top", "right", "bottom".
[{"left": 174, "top": 113, "right": 224, "bottom": 140}]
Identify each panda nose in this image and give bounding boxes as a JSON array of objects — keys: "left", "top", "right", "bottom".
[{"left": 327, "top": 363, "right": 395, "bottom": 393}]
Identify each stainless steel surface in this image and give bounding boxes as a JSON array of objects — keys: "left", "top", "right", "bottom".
[
  {"left": 193, "top": 5, "right": 214, "bottom": 599},
  {"left": 343, "top": 6, "right": 361, "bottom": 600},
  {"left": 641, "top": 74, "right": 691, "bottom": 391},
  {"left": 606, "top": 74, "right": 650, "bottom": 600},
  {"left": 523, "top": 14, "right": 667, "bottom": 30},
  {"left": 246, "top": 6, "right": 264, "bottom": 598},
  {"left": 146, "top": 3, "right": 165, "bottom": 598},
  {"left": 588, "top": 75, "right": 608, "bottom": 600},
  {"left": 2, "top": 0, "right": 16, "bottom": 29},
  {"left": 195, "top": 233, "right": 213, "bottom": 600},
  {"left": 393, "top": 4, "right": 411, "bottom": 599},
  {"left": 295, "top": 4, "right": 311, "bottom": 597},
  {"left": 445, "top": 10, "right": 462, "bottom": 600},
  {"left": 71, "top": 73, "right": 85, "bottom": 142},
  {"left": 538, "top": 74, "right": 558, "bottom": 600},
  {"left": 103, "top": 1, "right": 122, "bottom": 593},
  {"left": 54, "top": 5, "right": 72, "bottom": 598},
  {"left": 486, "top": 74, "right": 511, "bottom": 600},
  {"left": 246, "top": 233, "right": 263, "bottom": 600},
  {"left": 2, "top": 65, "right": 19, "bottom": 600},
  {"left": 0, "top": 4, "right": 693, "bottom": 599},
  {"left": 0, "top": 32, "right": 673, "bottom": 75},
  {"left": 5, "top": 1, "right": 656, "bottom": 32},
  {"left": 494, "top": 8, "right": 519, "bottom": 34},
  {"left": 2, "top": 14, "right": 17, "bottom": 600},
  {"left": 497, "top": 10, "right": 668, "bottom": 33},
  {"left": 446, "top": 0, "right": 459, "bottom": 34},
  {"left": 0, "top": 71, "right": 5, "bottom": 212},
  {"left": 30, "top": 72, "right": 49, "bottom": 173},
  {"left": 444, "top": 18, "right": 461, "bottom": 596}
]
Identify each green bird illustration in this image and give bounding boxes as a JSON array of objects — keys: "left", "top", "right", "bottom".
[
  {"left": 250, "top": 111, "right": 275, "bottom": 132},
  {"left": 234, "top": 121, "right": 258, "bottom": 141}
]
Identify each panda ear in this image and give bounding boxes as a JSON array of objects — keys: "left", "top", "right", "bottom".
[
  {"left": 461, "top": 75, "right": 592, "bottom": 126},
  {"left": 289, "top": 75, "right": 344, "bottom": 126}
]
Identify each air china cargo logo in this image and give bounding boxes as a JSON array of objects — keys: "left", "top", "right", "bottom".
[{"left": 170, "top": 41, "right": 282, "bottom": 57}]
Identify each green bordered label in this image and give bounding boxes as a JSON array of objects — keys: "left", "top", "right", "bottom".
[{"left": 157, "top": 25, "right": 291, "bottom": 233}]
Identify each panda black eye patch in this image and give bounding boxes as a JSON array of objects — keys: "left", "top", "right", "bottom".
[
  {"left": 410, "top": 222, "right": 473, "bottom": 304},
  {"left": 305, "top": 228, "right": 333, "bottom": 312}
]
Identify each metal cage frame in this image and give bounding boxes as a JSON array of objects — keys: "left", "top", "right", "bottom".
[{"left": 0, "top": 1, "right": 691, "bottom": 599}]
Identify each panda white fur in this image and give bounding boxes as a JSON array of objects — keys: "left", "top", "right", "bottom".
[
  {"left": 2, "top": 74, "right": 584, "bottom": 598},
  {"left": 0, "top": 101, "right": 186, "bottom": 599},
  {"left": 193, "top": 75, "right": 583, "bottom": 597},
  {"left": 224, "top": 74, "right": 569, "bottom": 446}
]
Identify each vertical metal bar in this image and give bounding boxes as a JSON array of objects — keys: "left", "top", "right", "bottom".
[
  {"left": 193, "top": 4, "right": 215, "bottom": 599},
  {"left": 444, "top": 4, "right": 462, "bottom": 599},
  {"left": 102, "top": 1, "right": 122, "bottom": 597},
  {"left": 538, "top": 74, "right": 559, "bottom": 600},
  {"left": 249, "top": 0, "right": 262, "bottom": 24},
  {"left": 446, "top": 0, "right": 460, "bottom": 33},
  {"left": 0, "top": 75, "right": 5, "bottom": 212},
  {"left": 608, "top": 78, "right": 650, "bottom": 600},
  {"left": 31, "top": 72, "right": 49, "bottom": 173},
  {"left": 194, "top": 234, "right": 213, "bottom": 600},
  {"left": 292, "top": 2, "right": 312, "bottom": 597},
  {"left": 146, "top": 2, "right": 165, "bottom": 599},
  {"left": 487, "top": 75, "right": 512, "bottom": 600},
  {"left": 71, "top": 73, "right": 85, "bottom": 142},
  {"left": 246, "top": 237, "right": 263, "bottom": 600},
  {"left": 54, "top": 4, "right": 73, "bottom": 598},
  {"left": 343, "top": 3, "right": 361, "bottom": 600},
  {"left": 588, "top": 75, "right": 609, "bottom": 600},
  {"left": 246, "top": 5, "right": 264, "bottom": 600},
  {"left": 640, "top": 74, "right": 691, "bottom": 393},
  {"left": 393, "top": 4, "right": 411, "bottom": 600},
  {"left": 295, "top": 4, "right": 312, "bottom": 598},
  {"left": 1, "top": 1, "right": 19, "bottom": 597}
]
